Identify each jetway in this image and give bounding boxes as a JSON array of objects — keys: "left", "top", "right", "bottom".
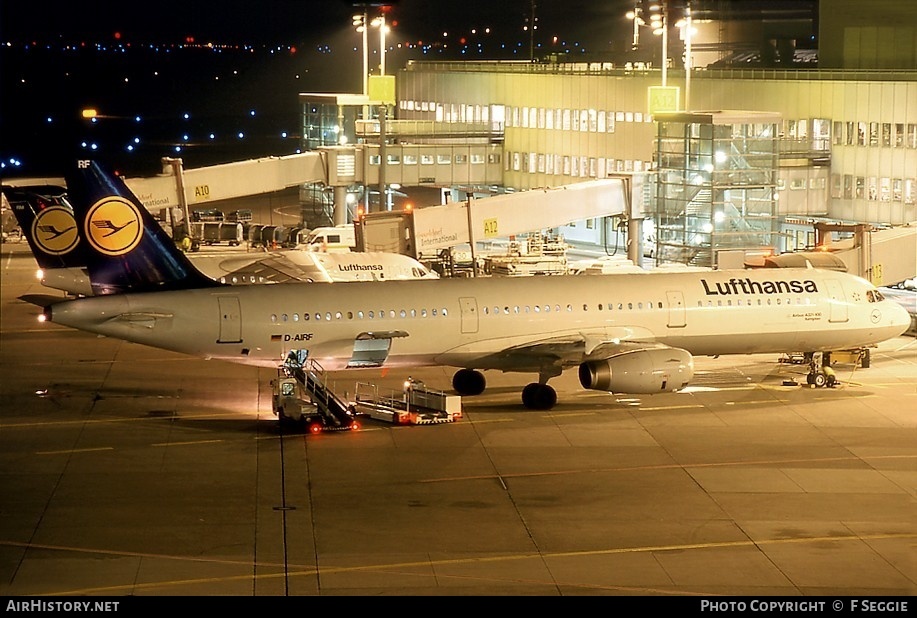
[
  {"left": 356, "top": 178, "right": 642, "bottom": 264},
  {"left": 817, "top": 223, "right": 916, "bottom": 286},
  {"left": 122, "top": 143, "right": 504, "bottom": 226}
]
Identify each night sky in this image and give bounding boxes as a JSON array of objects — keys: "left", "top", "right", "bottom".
[
  {"left": 2, "top": 1, "right": 630, "bottom": 46},
  {"left": 0, "top": 1, "right": 634, "bottom": 177}
]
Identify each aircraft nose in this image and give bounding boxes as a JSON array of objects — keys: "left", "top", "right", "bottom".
[{"left": 890, "top": 301, "right": 913, "bottom": 336}]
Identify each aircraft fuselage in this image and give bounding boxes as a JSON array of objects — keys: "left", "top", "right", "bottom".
[{"left": 46, "top": 267, "right": 911, "bottom": 378}]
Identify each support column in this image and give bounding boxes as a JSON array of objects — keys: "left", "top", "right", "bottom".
[{"left": 333, "top": 186, "right": 349, "bottom": 226}]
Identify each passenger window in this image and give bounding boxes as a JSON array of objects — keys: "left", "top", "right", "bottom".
[
  {"left": 281, "top": 314, "right": 288, "bottom": 322},
  {"left": 443, "top": 308, "right": 448, "bottom": 316}
]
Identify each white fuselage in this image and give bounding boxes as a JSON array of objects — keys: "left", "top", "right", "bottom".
[{"left": 47, "top": 268, "right": 911, "bottom": 381}]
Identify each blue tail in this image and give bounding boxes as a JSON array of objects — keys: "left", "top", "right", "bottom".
[
  {"left": 66, "top": 159, "right": 223, "bottom": 295},
  {"left": 4, "top": 185, "right": 88, "bottom": 271}
]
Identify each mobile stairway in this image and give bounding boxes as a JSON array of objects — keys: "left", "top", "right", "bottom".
[{"left": 272, "top": 351, "right": 358, "bottom": 433}]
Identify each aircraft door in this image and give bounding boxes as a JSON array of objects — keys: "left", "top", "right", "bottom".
[
  {"left": 217, "top": 296, "right": 243, "bottom": 343},
  {"left": 825, "top": 279, "right": 849, "bottom": 323},
  {"left": 459, "top": 297, "right": 479, "bottom": 334},
  {"left": 665, "top": 291, "right": 686, "bottom": 328}
]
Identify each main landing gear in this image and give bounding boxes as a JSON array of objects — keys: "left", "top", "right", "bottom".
[
  {"left": 804, "top": 352, "right": 837, "bottom": 388},
  {"left": 452, "top": 368, "right": 560, "bottom": 410}
]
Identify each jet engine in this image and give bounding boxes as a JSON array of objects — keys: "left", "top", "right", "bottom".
[{"left": 578, "top": 348, "right": 694, "bottom": 394}]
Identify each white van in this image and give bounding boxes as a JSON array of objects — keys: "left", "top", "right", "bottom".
[{"left": 302, "top": 225, "right": 356, "bottom": 252}]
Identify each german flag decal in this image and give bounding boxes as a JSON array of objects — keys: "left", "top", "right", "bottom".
[{"left": 271, "top": 334, "right": 282, "bottom": 341}]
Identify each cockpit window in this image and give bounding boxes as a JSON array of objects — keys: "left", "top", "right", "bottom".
[{"left": 866, "top": 290, "right": 885, "bottom": 303}]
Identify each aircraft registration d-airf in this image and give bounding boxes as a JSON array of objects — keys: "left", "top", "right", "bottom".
[{"left": 36, "top": 161, "right": 912, "bottom": 409}]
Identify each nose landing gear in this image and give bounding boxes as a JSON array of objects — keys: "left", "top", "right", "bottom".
[{"left": 805, "top": 352, "right": 837, "bottom": 388}]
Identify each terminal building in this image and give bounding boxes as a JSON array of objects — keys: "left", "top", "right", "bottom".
[{"left": 297, "top": 0, "right": 915, "bottom": 275}]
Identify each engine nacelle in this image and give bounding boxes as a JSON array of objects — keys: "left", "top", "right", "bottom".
[{"left": 578, "top": 348, "right": 694, "bottom": 394}]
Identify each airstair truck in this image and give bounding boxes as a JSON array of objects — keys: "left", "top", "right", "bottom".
[{"left": 271, "top": 351, "right": 359, "bottom": 433}]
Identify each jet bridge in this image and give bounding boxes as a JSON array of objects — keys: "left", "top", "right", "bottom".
[
  {"left": 356, "top": 178, "right": 642, "bottom": 264},
  {"left": 815, "top": 222, "right": 916, "bottom": 286}
]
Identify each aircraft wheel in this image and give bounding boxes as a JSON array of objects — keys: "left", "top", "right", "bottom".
[
  {"left": 806, "top": 373, "right": 815, "bottom": 385},
  {"left": 522, "top": 383, "right": 557, "bottom": 410},
  {"left": 826, "top": 374, "right": 837, "bottom": 387},
  {"left": 813, "top": 373, "right": 827, "bottom": 388},
  {"left": 453, "top": 369, "right": 486, "bottom": 396}
]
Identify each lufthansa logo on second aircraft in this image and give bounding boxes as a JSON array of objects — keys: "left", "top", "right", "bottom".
[
  {"left": 84, "top": 196, "right": 143, "bottom": 256},
  {"left": 32, "top": 206, "right": 80, "bottom": 255}
]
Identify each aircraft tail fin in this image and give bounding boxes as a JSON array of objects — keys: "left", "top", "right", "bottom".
[
  {"left": 65, "top": 159, "right": 223, "bottom": 295},
  {"left": 5, "top": 186, "right": 88, "bottom": 271}
]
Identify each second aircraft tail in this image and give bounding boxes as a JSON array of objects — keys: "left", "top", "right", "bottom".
[{"left": 66, "top": 159, "right": 223, "bottom": 295}]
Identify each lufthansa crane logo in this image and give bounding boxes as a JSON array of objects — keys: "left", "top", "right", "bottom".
[
  {"left": 84, "top": 196, "right": 143, "bottom": 256},
  {"left": 31, "top": 206, "right": 80, "bottom": 255}
]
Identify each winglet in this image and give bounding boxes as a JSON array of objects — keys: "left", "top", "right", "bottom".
[{"left": 65, "top": 159, "right": 223, "bottom": 295}]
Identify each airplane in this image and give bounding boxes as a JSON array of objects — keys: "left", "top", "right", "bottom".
[
  {"left": 4, "top": 185, "right": 94, "bottom": 296},
  {"left": 5, "top": 184, "right": 437, "bottom": 297},
  {"left": 33, "top": 160, "right": 913, "bottom": 410}
]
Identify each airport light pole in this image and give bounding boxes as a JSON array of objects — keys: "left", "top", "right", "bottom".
[
  {"left": 352, "top": 12, "right": 368, "bottom": 97},
  {"left": 625, "top": 3, "right": 645, "bottom": 50},
  {"left": 676, "top": 3, "right": 694, "bottom": 110},
  {"left": 650, "top": 2, "right": 668, "bottom": 87},
  {"left": 371, "top": 15, "right": 388, "bottom": 76}
]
